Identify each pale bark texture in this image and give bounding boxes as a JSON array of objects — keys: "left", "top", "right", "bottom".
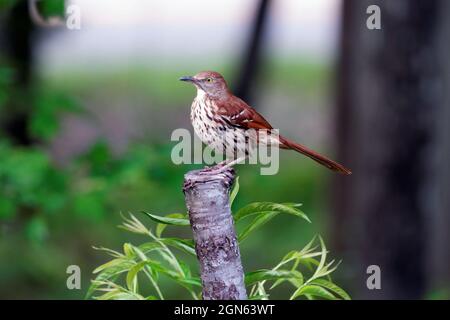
[{"left": 183, "top": 168, "right": 247, "bottom": 300}]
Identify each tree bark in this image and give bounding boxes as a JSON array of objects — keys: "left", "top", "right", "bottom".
[
  {"left": 333, "top": 0, "right": 448, "bottom": 299},
  {"left": 183, "top": 167, "right": 247, "bottom": 300},
  {"left": 430, "top": 0, "right": 450, "bottom": 294},
  {"left": 233, "top": 0, "right": 271, "bottom": 104},
  {"left": 0, "top": 1, "right": 36, "bottom": 145}
]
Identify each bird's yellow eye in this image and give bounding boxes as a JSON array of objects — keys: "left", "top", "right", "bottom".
[{"left": 206, "top": 77, "right": 213, "bottom": 83}]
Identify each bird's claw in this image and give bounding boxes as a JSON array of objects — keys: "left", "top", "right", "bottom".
[{"left": 199, "top": 162, "right": 232, "bottom": 175}]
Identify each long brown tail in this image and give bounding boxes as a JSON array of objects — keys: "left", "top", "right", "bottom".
[{"left": 280, "top": 136, "right": 351, "bottom": 175}]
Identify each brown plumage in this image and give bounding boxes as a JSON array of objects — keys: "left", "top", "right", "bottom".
[{"left": 180, "top": 71, "right": 351, "bottom": 175}]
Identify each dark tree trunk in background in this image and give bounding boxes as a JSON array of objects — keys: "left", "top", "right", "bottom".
[
  {"left": 0, "top": 1, "right": 36, "bottom": 145},
  {"left": 334, "top": 0, "right": 450, "bottom": 299},
  {"left": 183, "top": 168, "right": 247, "bottom": 300},
  {"left": 430, "top": 0, "right": 450, "bottom": 296},
  {"left": 234, "top": 0, "right": 271, "bottom": 104}
]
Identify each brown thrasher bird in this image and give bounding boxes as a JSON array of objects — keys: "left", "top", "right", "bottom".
[{"left": 180, "top": 71, "right": 351, "bottom": 175}]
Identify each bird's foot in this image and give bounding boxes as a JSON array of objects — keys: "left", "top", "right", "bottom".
[
  {"left": 200, "top": 161, "right": 232, "bottom": 175},
  {"left": 202, "top": 160, "right": 226, "bottom": 171}
]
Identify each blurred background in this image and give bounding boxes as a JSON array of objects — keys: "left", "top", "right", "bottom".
[{"left": 0, "top": 0, "right": 449, "bottom": 299}]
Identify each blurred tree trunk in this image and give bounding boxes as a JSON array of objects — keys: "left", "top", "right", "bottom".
[
  {"left": 234, "top": 0, "right": 271, "bottom": 104},
  {"left": 0, "top": 1, "right": 36, "bottom": 145},
  {"left": 431, "top": 0, "right": 450, "bottom": 297},
  {"left": 334, "top": 0, "right": 450, "bottom": 299}
]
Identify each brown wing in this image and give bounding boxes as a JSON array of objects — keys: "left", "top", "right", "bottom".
[
  {"left": 215, "top": 95, "right": 273, "bottom": 130},
  {"left": 214, "top": 95, "right": 352, "bottom": 174}
]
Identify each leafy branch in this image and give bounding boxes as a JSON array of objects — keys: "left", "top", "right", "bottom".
[{"left": 87, "top": 178, "right": 350, "bottom": 300}]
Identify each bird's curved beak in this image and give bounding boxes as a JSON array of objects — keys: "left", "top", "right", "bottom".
[{"left": 179, "top": 76, "right": 195, "bottom": 83}]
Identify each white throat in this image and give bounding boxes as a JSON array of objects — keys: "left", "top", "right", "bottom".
[{"left": 196, "top": 88, "right": 207, "bottom": 99}]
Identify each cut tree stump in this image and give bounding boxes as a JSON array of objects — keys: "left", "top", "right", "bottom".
[{"left": 183, "top": 167, "right": 247, "bottom": 300}]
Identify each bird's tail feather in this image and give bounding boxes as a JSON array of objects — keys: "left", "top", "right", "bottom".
[{"left": 280, "top": 136, "right": 351, "bottom": 175}]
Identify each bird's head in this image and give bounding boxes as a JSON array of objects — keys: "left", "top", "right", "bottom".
[{"left": 179, "top": 71, "right": 230, "bottom": 99}]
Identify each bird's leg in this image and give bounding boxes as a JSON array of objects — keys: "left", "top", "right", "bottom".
[
  {"left": 215, "top": 159, "right": 229, "bottom": 167},
  {"left": 222, "top": 156, "right": 246, "bottom": 169},
  {"left": 201, "top": 160, "right": 227, "bottom": 172},
  {"left": 201, "top": 158, "right": 228, "bottom": 171},
  {"left": 203, "top": 156, "right": 246, "bottom": 174}
]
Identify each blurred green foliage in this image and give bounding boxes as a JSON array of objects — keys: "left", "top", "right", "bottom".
[
  {"left": 42, "top": 59, "right": 329, "bottom": 109},
  {"left": 0, "top": 0, "right": 64, "bottom": 15},
  {"left": 0, "top": 0, "right": 18, "bottom": 11},
  {"left": 0, "top": 142, "right": 66, "bottom": 221},
  {"left": 31, "top": 91, "right": 81, "bottom": 140},
  {"left": 0, "top": 67, "right": 14, "bottom": 108},
  {"left": 39, "top": 0, "right": 65, "bottom": 18}
]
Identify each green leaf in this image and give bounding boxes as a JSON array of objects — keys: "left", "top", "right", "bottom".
[
  {"left": 158, "top": 267, "right": 202, "bottom": 288},
  {"left": 245, "top": 269, "right": 303, "bottom": 286},
  {"left": 234, "top": 202, "right": 309, "bottom": 223},
  {"left": 95, "top": 290, "right": 123, "bottom": 300},
  {"left": 137, "top": 242, "right": 161, "bottom": 255},
  {"left": 314, "top": 260, "right": 342, "bottom": 279},
  {"left": 94, "top": 286, "right": 145, "bottom": 300},
  {"left": 278, "top": 250, "right": 299, "bottom": 266},
  {"left": 126, "top": 261, "right": 146, "bottom": 292},
  {"left": 93, "top": 258, "right": 129, "bottom": 274},
  {"left": 174, "top": 277, "right": 202, "bottom": 288},
  {"left": 312, "top": 236, "right": 328, "bottom": 279},
  {"left": 92, "top": 246, "right": 123, "bottom": 258},
  {"left": 144, "top": 262, "right": 160, "bottom": 282},
  {"left": 309, "top": 279, "right": 351, "bottom": 300},
  {"left": 123, "top": 243, "right": 134, "bottom": 258},
  {"left": 178, "top": 260, "right": 192, "bottom": 279},
  {"left": 298, "top": 257, "right": 320, "bottom": 272},
  {"left": 88, "top": 197, "right": 348, "bottom": 300},
  {"left": 125, "top": 259, "right": 165, "bottom": 287},
  {"left": 156, "top": 213, "right": 187, "bottom": 237},
  {"left": 160, "top": 238, "right": 196, "bottom": 256},
  {"left": 270, "top": 268, "right": 304, "bottom": 290},
  {"left": 290, "top": 284, "right": 337, "bottom": 300},
  {"left": 238, "top": 211, "right": 278, "bottom": 242},
  {"left": 86, "top": 260, "right": 134, "bottom": 299},
  {"left": 120, "top": 214, "right": 149, "bottom": 234},
  {"left": 142, "top": 211, "right": 190, "bottom": 226},
  {"left": 229, "top": 176, "right": 239, "bottom": 206},
  {"left": 107, "top": 292, "right": 145, "bottom": 300},
  {"left": 248, "top": 294, "right": 270, "bottom": 300},
  {"left": 282, "top": 202, "right": 303, "bottom": 208}
]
